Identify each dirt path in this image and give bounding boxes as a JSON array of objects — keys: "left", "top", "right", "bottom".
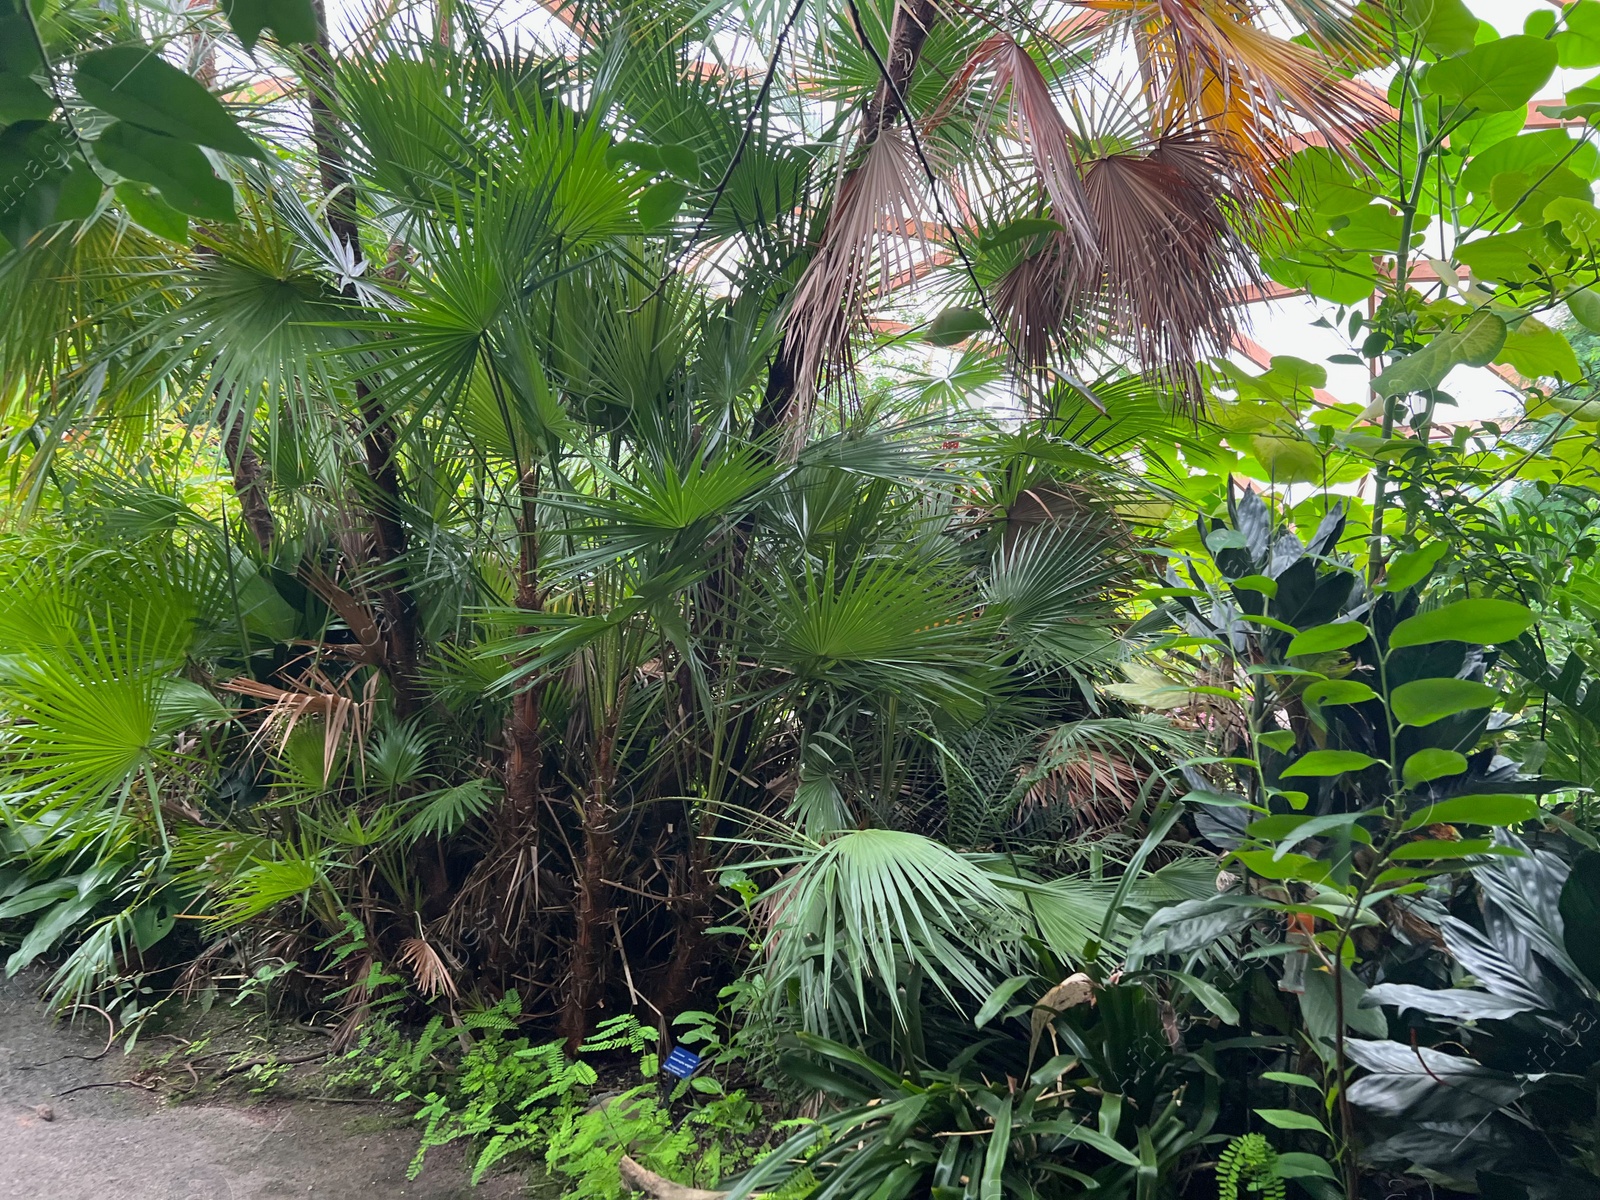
[{"left": 0, "top": 973, "right": 522, "bottom": 1200}]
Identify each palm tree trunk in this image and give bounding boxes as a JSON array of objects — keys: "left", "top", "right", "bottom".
[
  {"left": 302, "top": 1, "right": 425, "bottom": 713},
  {"left": 859, "top": 0, "right": 940, "bottom": 141},
  {"left": 562, "top": 714, "right": 621, "bottom": 1050},
  {"left": 223, "top": 409, "right": 275, "bottom": 553},
  {"left": 505, "top": 469, "right": 543, "bottom": 816}
]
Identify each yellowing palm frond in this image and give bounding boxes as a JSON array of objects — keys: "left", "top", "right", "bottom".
[{"left": 1081, "top": 0, "right": 1390, "bottom": 176}]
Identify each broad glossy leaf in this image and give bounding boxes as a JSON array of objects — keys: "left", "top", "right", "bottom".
[
  {"left": 76, "top": 46, "right": 261, "bottom": 159},
  {"left": 1302, "top": 679, "right": 1379, "bottom": 707},
  {"left": 1388, "top": 598, "right": 1535, "bottom": 648},
  {"left": 1372, "top": 312, "right": 1506, "bottom": 397},
  {"left": 1555, "top": 0, "right": 1600, "bottom": 67},
  {"left": 221, "top": 0, "right": 319, "bottom": 50},
  {"left": 1567, "top": 292, "right": 1600, "bottom": 348},
  {"left": 1231, "top": 850, "right": 1331, "bottom": 882},
  {"left": 1402, "top": 748, "right": 1468, "bottom": 788},
  {"left": 637, "top": 179, "right": 688, "bottom": 230},
  {"left": 1390, "top": 677, "right": 1498, "bottom": 726},
  {"left": 1345, "top": 1039, "right": 1520, "bottom": 1117},
  {"left": 1402, "top": 794, "right": 1540, "bottom": 830},
  {"left": 1421, "top": 36, "right": 1557, "bottom": 113},
  {"left": 1496, "top": 316, "right": 1583, "bottom": 382},
  {"left": 1403, "top": 0, "right": 1478, "bottom": 54},
  {"left": 1454, "top": 228, "right": 1556, "bottom": 285},
  {"left": 92, "top": 123, "right": 234, "bottom": 220},
  {"left": 0, "top": 72, "right": 52, "bottom": 123},
  {"left": 114, "top": 181, "right": 188, "bottom": 242},
  {"left": 1383, "top": 542, "right": 1447, "bottom": 592},
  {"left": 1254, "top": 1108, "right": 1329, "bottom": 1137},
  {"left": 657, "top": 143, "right": 699, "bottom": 178},
  {"left": 1281, "top": 749, "right": 1382, "bottom": 777},
  {"left": 1389, "top": 837, "right": 1499, "bottom": 859},
  {"left": 1232, "top": 573, "right": 1277, "bottom": 597},
  {"left": 1286, "top": 620, "right": 1367, "bottom": 656},
  {"left": 1362, "top": 981, "right": 1533, "bottom": 1020},
  {"left": 1559, "top": 851, "right": 1600, "bottom": 988},
  {"left": 925, "top": 306, "right": 990, "bottom": 347}
]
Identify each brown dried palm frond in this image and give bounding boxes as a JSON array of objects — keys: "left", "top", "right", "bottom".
[
  {"left": 397, "top": 934, "right": 459, "bottom": 999},
  {"left": 1019, "top": 749, "right": 1145, "bottom": 831},
  {"left": 219, "top": 665, "right": 378, "bottom": 782},
  {"left": 1077, "top": 129, "right": 1267, "bottom": 398},
  {"left": 988, "top": 129, "right": 1264, "bottom": 403},
  {"left": 939, "top": 33, "right": 1097, "bottom": 250},
  {"left": 782, "top": 128, "right": 930, "bottom": 447},
  {"left": 989, "top": 231, "right": 1081, "bottom": 380}
]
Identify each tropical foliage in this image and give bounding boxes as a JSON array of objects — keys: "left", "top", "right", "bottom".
[{"left": 4, "top": 0, "right": 1600, "bottom": 1198}]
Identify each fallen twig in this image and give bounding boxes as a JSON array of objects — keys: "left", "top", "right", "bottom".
[{"left": 57, "top": 1079, "right": 157, "bottom": 1096}]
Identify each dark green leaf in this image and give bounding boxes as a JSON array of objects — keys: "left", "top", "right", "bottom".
[
  {"left": 1286, "top": 621, "right": 1367, "bottom": 656},
  {"left": 1302, "top": 679, "right": 1379, "bottom": 707},
  {"left": 0, "top": 16, "right": 43, "bottom": 77},
  {"left": 1062, "top": 1125, "right": 1141, "bottom": 1167},
  {"left": 975, "top": 975, "right": 1031, "bottom": 1028},
  {"left": 925, "top": 306, "right": 991, "bottom": 347},
  {"left": 1167, "top": 970, "right": 1239, "bottom": 1024},
  {"left": 1559, "top": 851, "right": 1600, "bottom": 988},
  {"left": 1388, "top": 598, "right": 1535, "bottom": 648},
  {"left": 0, "top": 72, "right": 52, "bottom": 123},
  {"left": 1402, "top": 748, "right": 1468, "bottom": 788},
  {"left": 92, "top": 122, "right": 235, "bottom": 220},
  {"left": 1402, "top": 794, "right": 1540, "bottom": 830},
  {"left": 657, "top": 143, "right": 699, "bottom": 178},
  {"left": 1383, "top": 542, "right": 1447, "bottom": 592},
  {"left": 637, "top": 179, "right": 688, "bottom": 230},
  {"left": 221, "top": 0, "right": 320, "bottom": 51},
  {"left": 1254, "top": 1108, "right": 1330, "bottom": 1137},
  {"left": 981, "top": 1096, "right": 1011, "bottom": 1200},
  {"left": 1390, "top": 677, "right": 1498, "bottom": 727},
  {"left": 76, "top": 46, "right": 262, "bottom": 159},
  {"left": 114, "top": 180, "right": 188, "bottom": 242},
  {"left": 1281, "top": 750, "right": 1382, "bottom": 778}
]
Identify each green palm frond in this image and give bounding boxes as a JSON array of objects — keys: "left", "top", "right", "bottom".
[
  {"left": 984, "top": 523, "right": 1131, "bottom": 670},
  {"left": 761, "top": 550, "right": 996, "bottom": 716},
  {"left": 746, "top": 827, "right": 1023, "bottom": 1036}
]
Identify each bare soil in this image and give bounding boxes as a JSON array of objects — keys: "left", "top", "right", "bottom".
[{"left": 0, "top": 972, "right": 523, "bottom": 1200}]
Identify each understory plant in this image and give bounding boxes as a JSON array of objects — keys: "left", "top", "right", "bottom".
[{"left": 338, "top": 998, "right": 768, "bottom": 1194}]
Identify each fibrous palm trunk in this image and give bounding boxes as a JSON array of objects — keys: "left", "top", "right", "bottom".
[{"left": 301, "top": 1, "right": 425, "bottom": 714}]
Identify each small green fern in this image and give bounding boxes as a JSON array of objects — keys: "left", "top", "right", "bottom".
[{"left": 1218, "top": 1133, "right": 1286, "bottom": 1200}]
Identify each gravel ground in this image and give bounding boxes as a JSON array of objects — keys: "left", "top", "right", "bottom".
[{"left": 0, "top": 972, "right": 523, "bottom": 1200}]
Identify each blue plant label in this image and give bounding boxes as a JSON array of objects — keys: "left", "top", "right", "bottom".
[{"left": 663, "top": 1046, "right": 701, "bottom": 1079}]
